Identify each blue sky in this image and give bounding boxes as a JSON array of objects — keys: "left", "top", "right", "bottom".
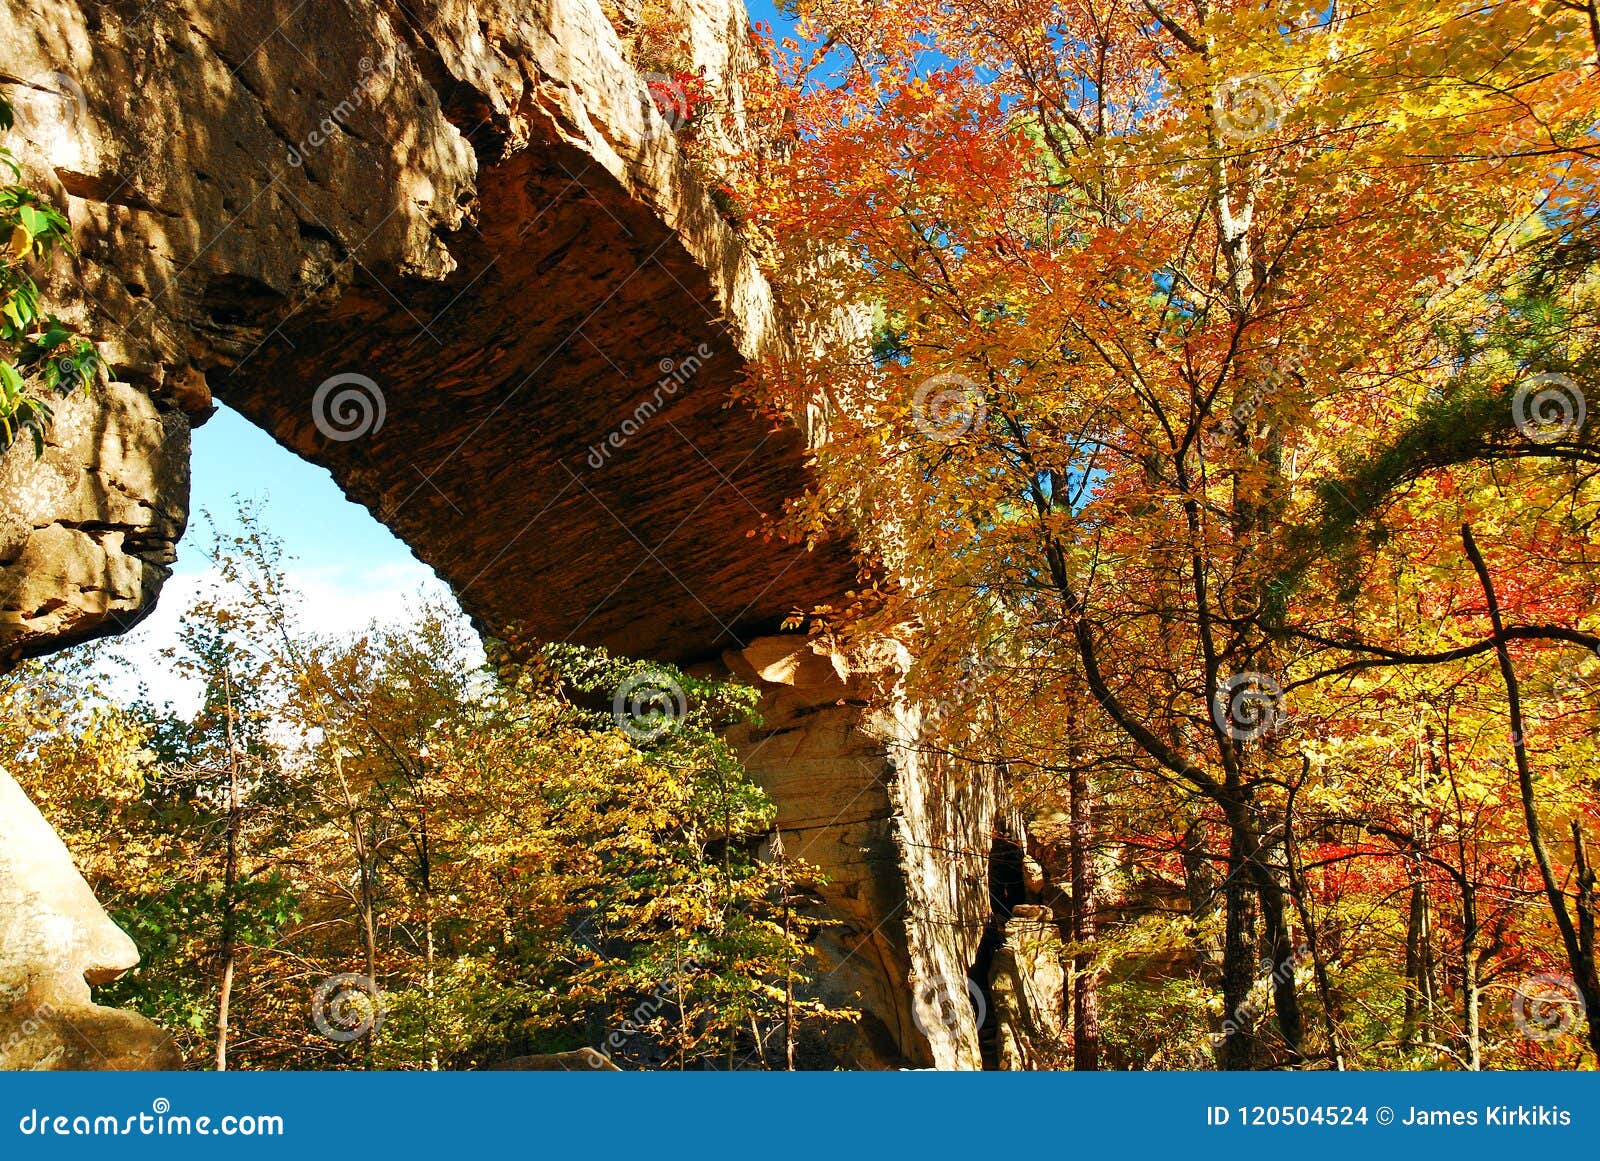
[
  {"left": 174, "top": 0, "right": 801, "bottom": 587},
  {"left": 103, "top": 405, "right": 452, "bottom": 712},
  {"left": 182, "top": 404, "right": 426, "bottom": 582},
  {"left": 117, "top": 4, "right": 802, "bottom": 710}
]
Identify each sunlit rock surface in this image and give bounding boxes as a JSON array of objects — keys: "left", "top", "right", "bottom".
[
  {"left": 0, "top": 0, "right": 1018, "bottom": 1069},
  {"left": 0, "top": 770, "right": 179, "bottom": 1069}
]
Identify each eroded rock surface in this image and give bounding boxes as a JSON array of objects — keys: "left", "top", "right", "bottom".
[
  {"left": 0, "top": 380, "right": 188, "bottom": 666},
  {"left": 988, "top": 904, "right": 1066, "bottom": 1071},
  {"left": 0, "top": 0, "right": 1007, "bottom": 1069},
  {"left": 0, "top": 770, "right": 179, "bottom": 1069},
  {"left": 1, "top": 0, "right": 852, "bottom": 664},
  {"left": 722, "top": 635, "right": 1008, "bottom": 1069}
]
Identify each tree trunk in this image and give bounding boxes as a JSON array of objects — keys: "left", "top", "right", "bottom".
[
  {"left": 334, "top": 749, "right": 380, "bottom": 1069},
  {"left": 1463, "top": 524, "right": 1600, "bottom": 1062},
  {"left": 1220, "top": 811, "right": 1259, "bottom": 1070},
  {"left": 1461, "top": 878, "right": 1480, "bottom": 1071},
  {"left": 1068, "top": 761, "right": 1101, "bottom": 1070},
  {"left": 1248, "top": 851, "right": 1305, "bottom": 1063},
  {"left": 215, "top": 667, "right": 243, "bottom": 1073},
  {"left": 1401, "top": 876, "right": 1434, "bottom": 1048},
  {"left": 775, "top": 828, "right": 796, "bottom": 1072}
]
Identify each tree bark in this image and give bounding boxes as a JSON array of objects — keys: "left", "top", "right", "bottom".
[
  {"left": 1068, "top": 761, "right": 1101, "bottom": 1070},
  {"left": 214, "top": 666, "right": 242, "bottom": 1073}
]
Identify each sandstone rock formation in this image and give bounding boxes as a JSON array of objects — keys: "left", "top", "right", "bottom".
[
  {"left": 0, "top": 770, "right": 179, "bottom": 1068},
  {"left": 720, "top": 636, "right": 1013, "bottom": 1069},
  {"left": 987, "top": 904, "right": 1066, "bottom": 1071},
  {"left": 0, "top": 0, "right": 1020, "bottom": 1069},
  {"left": 0, "top": 379, "right": 188, "bottom": 666}
]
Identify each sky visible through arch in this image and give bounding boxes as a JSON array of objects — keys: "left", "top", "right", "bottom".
[
  {"left": 111, "top": 0, "right": 801, "bottom": 713},
  {"left": 100, "top": 404, "right": 457, "bottom": 714}
]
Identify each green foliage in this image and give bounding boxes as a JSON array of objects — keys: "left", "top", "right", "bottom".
[
  {"left": 0, "top": 94, "right": 99, "bottom": 455},
  {"left": 16, "top": 500, "right": 840, "bottom": 1069}
]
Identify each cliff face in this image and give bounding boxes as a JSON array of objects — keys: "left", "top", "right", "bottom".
[
  {"left": 0, "top": 0, "right": 1030, "bottom": 1069},
  {"left": 2, "top": 0, "right": 855, "bottom": 663}
]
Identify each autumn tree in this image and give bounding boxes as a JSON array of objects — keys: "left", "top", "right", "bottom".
[{"left": 743, "top": 0, "right": 1600, "bottom": 1067}]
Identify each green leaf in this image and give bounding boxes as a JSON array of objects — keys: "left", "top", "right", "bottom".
[{"left": 16, "top": 204, "right": 50, "bottom": 241}]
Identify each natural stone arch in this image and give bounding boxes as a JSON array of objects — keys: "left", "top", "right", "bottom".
[{"left": 0, "top": 0, "right": 1024, "bottom": 1070}]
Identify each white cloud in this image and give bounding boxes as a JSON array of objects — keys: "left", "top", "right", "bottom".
[{"left": 96, "top": 558, "right": 471, "bottom": 717}]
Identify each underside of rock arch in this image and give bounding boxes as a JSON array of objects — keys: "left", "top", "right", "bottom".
[{"left": 0, "top": 0, "right": 1017, "bottom": 1070}]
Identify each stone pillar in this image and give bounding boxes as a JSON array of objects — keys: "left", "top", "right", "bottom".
[
  {"left": 0, "top": 379, "right": 189, "bottom": 667},
  {"left": 719, "top": 635, "right": 1006, "bottom": 1070},
  {"left": 0, "top": 769, "right": 178, "bottom": 1069},
  {"left": 988, "top": 904, "right": 1067, "bottom": 1070}
]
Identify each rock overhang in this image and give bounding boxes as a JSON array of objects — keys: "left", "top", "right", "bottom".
[{"left": 0, "top": 0, "right": 857, "bottom": 664}]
